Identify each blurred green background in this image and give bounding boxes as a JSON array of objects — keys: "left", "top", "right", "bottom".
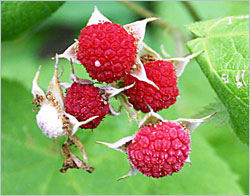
[{"left": 2, "top": 1, "right": 249, "bottom": 195}]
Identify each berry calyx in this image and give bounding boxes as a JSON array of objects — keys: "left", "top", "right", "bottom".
[
  {"left": 77, "top": 22, "right": 137, "bottom": 83},
  {"left": 64, "top": 82, "right": 109, "bottom": 129},
  {"left": 127, "top": 121, "right": 191, "bottom": 178},
  {"left": 124, "top": 60, "right": 179, "bottom": 113}
]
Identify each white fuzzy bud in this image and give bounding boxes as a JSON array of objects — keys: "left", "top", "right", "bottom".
[{"left": 36, "top": 104, "right": 64, "bottom": 138}]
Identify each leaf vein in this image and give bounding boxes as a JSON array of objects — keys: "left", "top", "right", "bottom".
[{"left": 202, "top": 39, "right": 248, "bottom": 108}]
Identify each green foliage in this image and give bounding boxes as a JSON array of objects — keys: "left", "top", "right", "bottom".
[
  {"left": 2, "top": 1, "right": 64, "bottom": 41},
  {"left": 1, "top": 79, "right": 244, "bottom": 195},
  {"left": 194, "top": 98, "right": 230, "bottom": 126},
  {"left": 186, "top": 16, "right": 249, "bottom": 145},
  {"left": 1, "top": 1, "right": 249, "bottom": 195},
  {"left": 188, "top": 1, "right": 249, "bottom": 20}
]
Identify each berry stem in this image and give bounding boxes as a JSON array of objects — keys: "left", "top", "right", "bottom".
[
  {"left": 181, "top": 2, "right": 201, "bottom": 22},
  {"left": 117, "top": 94, "right": 141, "bottom": 123},
  {"left": 120, "top": 1, "right": 186, "bottom": 56}
]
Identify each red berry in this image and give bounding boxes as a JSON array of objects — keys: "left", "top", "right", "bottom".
[
  {"left": 127, "top": 121, "right": 190, "bottom": 178},
  {"left": 77, "top": 22, "right": 137, "bottom": 83},
  {"left": 64, "top": 83, "right": 109, "bottom": 129},
  {"left": 124, "top": 60, "right": 179, "bottom": 113}
]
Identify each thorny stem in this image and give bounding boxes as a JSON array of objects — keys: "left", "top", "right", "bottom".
[
  {"left": 120, "top": 1, "right": 186, "bottom": 56},
  {"left": 181, "top": 2, "right": 201, "bottom": 22}
]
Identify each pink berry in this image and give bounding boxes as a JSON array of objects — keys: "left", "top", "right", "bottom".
[{"left": 127, "top": 121, "right": 191, "bottom": 178}]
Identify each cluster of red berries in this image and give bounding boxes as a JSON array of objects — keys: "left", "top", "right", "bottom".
[
  {"left": 58, "top": 16, "right": 192, "bottom": 180},
  {"left": 65, "top": 21, "right": 179, "bottom": 130},
  {"left": 32, "top": 7, "right": 210, "bottom": 180}
]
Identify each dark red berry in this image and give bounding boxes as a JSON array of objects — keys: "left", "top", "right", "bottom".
[{"left": 64, "top": 82, "right": 109, "bottom": 129}]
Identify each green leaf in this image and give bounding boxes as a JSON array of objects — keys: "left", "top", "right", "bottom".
[
  {"left": 194, "top": 98, "right": 230, "bottom": 127},
  {"left": 188, "top": 1, "right": 249, "bottom": 21},
  {"left": 2, "top": 79, "right": 244, "bottom": 194},
  {"left": 186, "top": 16, "right": 249, "bottom": 145},
  {"left": 201, "top": 123, "right": 249, "bottom": 194},
  {"left": 2, "top": 1, "right": 65, "bottom": 41}
]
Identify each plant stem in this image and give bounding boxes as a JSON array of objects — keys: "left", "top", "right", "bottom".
[
  {"left": 69, "top": 135, "right": 88, "bottom": 165},
  {"left": 120, "top": 1, "right": 186, "bottom": 56},
  {"left": 120, "top": 1, "right": 178, "bottom": 34},
  {"left": 181, "top": 2, "right": 201, "bottom": 22}
]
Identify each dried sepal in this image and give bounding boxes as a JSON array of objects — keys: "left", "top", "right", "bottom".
[
  {"left": 69, "top": 135, "right": 89, "bottom": 165},
  {"left": 99, "top": 83, "right": 135, "bottom": 100},
  {"left": 185, "top": 155, "right": 192, "bottom": 166},
  {"left": 96, "top": 135, "right": 135, "bottom": 153},
  {"left": 166, "top": 51, "right": 203, "bottom": 77},
  {"left": 124, "top": 17, "right": 158, "bottom": 48},
  {"left": 65, "top": 113, "right": 99, "bottom": 136},
  {"left": 69, "top": 59, "right": 94, "bottom": 85},
  {"left": 130, "top": 57, "right": 159, "bottom": 89},
  {"left": 117, "top": 94, "right": 141, "bottom": 123},
  {"left": 32, "top": 65, "right": 46, "bottom": 101},
  {"left": 173, "top": 112, "right": 216, "bottom": 134},
  {"left": 117, "top": 163, "right": 139, "bottom": 181},
  {"left": 58, "top": 40, "right": 81, "bottom": 64},
  {"left": 47, "top": 54, "right": 64, "bottom": 108},
  {"left": 96, "top": 134, "right": 139, "bottom": 180},
  {"left": 138, "top": 104, "right": 164, "bottom": 128},
  {"left": 160, "top": 44, "right": 171, "bottom": 58},
  {"left": 59, "top": 82, "right": 72, "bottom": 89},
  {"left": 60, "top": 138, "right": 94, "bottom": 174},
  {"left": 139, "top": 42, "right": 162, "bottom": 60},
  {"left": 87, "top": 6, "right": 111, "bottom": 26},
  {"left": 108, "top": 104, "right": 122, "bottom": 116}
]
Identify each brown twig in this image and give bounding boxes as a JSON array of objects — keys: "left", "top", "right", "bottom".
[
  {"left": 181, "top": 2, "right": 201, "bottom": 22},
  {"left": 120, "top": 1, "right": 186, "bottom": 56},
  {"left": 120, "top": 1, "right": 178, "bottom": 33},
  {"left": 60, "top": 137, "right": 94, "bottom": 174}
]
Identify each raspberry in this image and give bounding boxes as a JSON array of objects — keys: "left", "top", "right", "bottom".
[
  {"left": 77, "top": 22, "right": 137, "bottom": 83},
  {"left": 127, "top": 121, "right": 190, "bottom": 178},
  {"left": 124, "top": 60, "right": 179, "bottom": 113},
  {"left": 64, "top": 82, "right": 109, "bottom": 129}
]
